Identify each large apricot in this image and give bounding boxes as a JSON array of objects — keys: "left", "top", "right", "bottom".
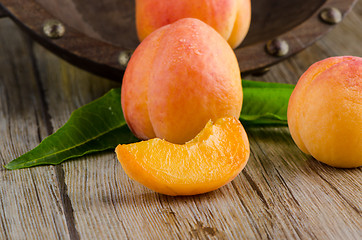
[
  {"left": 115, "top": 117, "right": 250, "bottom": 196},
  {"left": 121, "top": 18, "right": 243, "bottom": 144},
  {"left": 287, "top": 56, "right": 362, "bottom": 168},
  {"left": 136, "top": 0, "right": 251, "bottom": 49}
]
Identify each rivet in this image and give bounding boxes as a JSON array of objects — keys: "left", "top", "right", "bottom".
[
  {"left": 319, "top": 7, "right": 342, "bottom": 24},
  {"left": 43, "top": 19, "right": 65, "bottom": 39},
  {"left": 118, "top": 50, "right": 134, "bottom": 69},
  {"left": 265, "top": 38, "right": 289, "bottom": 57}
]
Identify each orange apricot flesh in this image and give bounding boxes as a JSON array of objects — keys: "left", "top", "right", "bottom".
[{"left": 115, "top": 117, "right": 250, "bottom": 196}]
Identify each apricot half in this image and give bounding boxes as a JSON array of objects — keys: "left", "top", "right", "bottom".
[
  {"left": 115, "top": 117, "right": 250, "bottom": 196},
  {"left": 288, "top": 56, "right": 362, "bottom": 168},
  {"left": 136, "top": 0, "right": 251, "bottom": 48}
]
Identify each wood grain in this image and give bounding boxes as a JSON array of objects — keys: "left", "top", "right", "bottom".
[
  {"left": 0, "top": 18, "right": 69, "bottom": 239},
  {"left": 0, "top": 1, "right": 361, "bottom": 239}
]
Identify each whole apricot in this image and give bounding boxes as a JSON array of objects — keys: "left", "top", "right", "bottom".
[
  {"left": 136, "top": 0, "right": 251, "bottom": 49},
  {"left": 287, "top": 56, "right": 362, "bottom": 168},
  {"left": 121, "top": 18, "right": 243, "bottom": 144}
]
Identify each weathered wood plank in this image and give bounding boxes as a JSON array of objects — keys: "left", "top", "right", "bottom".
[
  {"left": 0, "top": 18, "right": 69, "bottom": 239},
  {"left": 244, "top": 127, "right": 361, "bottom": 239},
  {"left": 31, "top": 39, "right": 124, "bottom": 239}
]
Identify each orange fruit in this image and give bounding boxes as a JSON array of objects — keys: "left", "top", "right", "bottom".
[
  {"left": 115, "top": 117, "right": 250, "bottom": 196},
  {"left": 122, "top": 18, "right": 243, "bottom": 144}
]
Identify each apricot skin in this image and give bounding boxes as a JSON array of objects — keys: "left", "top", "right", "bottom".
[
  {"left": 122, "top": 18, "right": 243, "bottom": 144},
  {"left": 115, "top": 117, "right": 250, "bottom": 196},
  {"left": 287, "top": 56, "right": 362, "bottom": 168},
  {"left": 136, "top": 0, "right": 251, "bottom": 49}
]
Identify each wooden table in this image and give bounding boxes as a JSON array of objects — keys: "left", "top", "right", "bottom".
[{"left": 0, "top": 2, "right": 361, "bottom": 239}]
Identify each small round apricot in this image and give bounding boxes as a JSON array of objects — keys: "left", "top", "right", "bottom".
[{"left": 287, "top": 56, "right": 362, "bottom": 168}]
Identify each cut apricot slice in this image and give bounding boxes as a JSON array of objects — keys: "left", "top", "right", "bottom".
[{"left": 115, "top": 117, "right": 250, "bottom": 196}]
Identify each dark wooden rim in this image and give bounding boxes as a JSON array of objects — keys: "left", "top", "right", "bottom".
[
  {"left": 0, "top": 0, "right": 358, "bottom": 81},
  {"left": 237, "top": 0, "right": 358, "bottom": 74}
]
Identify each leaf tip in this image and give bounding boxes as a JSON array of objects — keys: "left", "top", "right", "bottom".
[
  {"left": 4, "top": 163, "right": 14, "bottom": 170},
  {"left": 4, "top": 159, "right": 24, "bottom": 170}
]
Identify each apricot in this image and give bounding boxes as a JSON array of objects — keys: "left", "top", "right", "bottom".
[
  {"left": 287, "top": 56, "right": 362, "bottom": 168},
  {"left": 115, "top": 117, "right": 250, "bottom": 196},
  {"left": 136, "top": 0, "right": 251, "bottom": 49},
  {"left": 122, "top": 18, "right": 243, "bottom": 144}
]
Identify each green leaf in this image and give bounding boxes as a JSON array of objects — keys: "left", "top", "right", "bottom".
[
  {"left": 240, "top": 79, "right": 294, "bottom": 125},
  {"left": 5, "top": 88, "right": 138, "bottom": 170},
  {"left": 5, "top": 80, "right": 295, "bottom": 170}
]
